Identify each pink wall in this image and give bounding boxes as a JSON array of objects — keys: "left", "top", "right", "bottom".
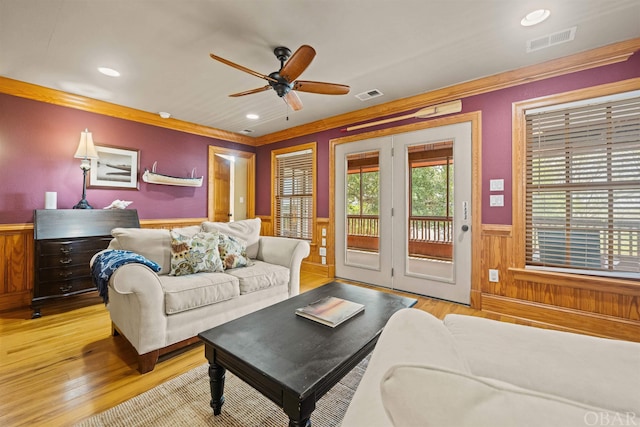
[
  {"left": 0, "top": 94, "right": 252, "bottom": 224},
  {"left": 255, "top": 53, "right": 640, "bottom": 225}
]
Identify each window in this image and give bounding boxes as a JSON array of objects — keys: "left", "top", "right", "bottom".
[
  {"left": 521, "top": 90, "right": 640, "bottom": 279},
  {"left": 272, "top": 143, "right": 315, "bottom": 240}
]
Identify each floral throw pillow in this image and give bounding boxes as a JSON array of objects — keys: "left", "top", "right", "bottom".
[
  {"left": 169, "top": 230, "right": 224, "bottom": 276},
  {"left": 218, "top": 233, "right": 252, "bottom": 270}
]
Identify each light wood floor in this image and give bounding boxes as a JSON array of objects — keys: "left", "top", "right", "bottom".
[{"left": 0, "top": 273, "right": 497, "bottom": 427}]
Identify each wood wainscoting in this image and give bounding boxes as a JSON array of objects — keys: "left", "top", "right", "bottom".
[
  {"left": 480, "top": 224, "right": 640, "bottom": 342},
  {"left": 257, "top": 215, "right": 333, "bottom": 278},
  {"left": 0, "top": 224, "right": 34, "bottom": 312}
]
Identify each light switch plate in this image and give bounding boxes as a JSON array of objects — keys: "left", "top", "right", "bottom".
[
  {"left": 490, "top": 179, "right": 504, "bottom": 191},
  {"left": 319, "top": 247, "right": 326, "bottom": 256},
  {"left": 489, "top": 269, "right": 499, "bottom": 282},
  {"left": 490, "top": 195, "right": 504, "bottom": 207}
]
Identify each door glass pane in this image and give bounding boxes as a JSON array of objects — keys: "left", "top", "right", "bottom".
[
  {"left": 345, "top": 151, "right": 380, "bottom": 269},
  {"left": 406, "top": 142, "right": 454, "bottom": 281}
]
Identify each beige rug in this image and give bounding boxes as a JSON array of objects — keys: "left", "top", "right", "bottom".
[{"left": 76, "top": 356, "right": 369, "bottom": 427}]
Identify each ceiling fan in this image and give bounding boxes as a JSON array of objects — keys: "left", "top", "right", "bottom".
[{"left": 209, "top": 45, "right": 350, "bottom": 111}]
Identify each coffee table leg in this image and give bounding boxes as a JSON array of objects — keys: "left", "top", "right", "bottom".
[
  {"left": 208, "top": 362, "right": 226, "bottom": 415},
  {"left": 284, "top": 393, "right": 314, "bottom": 427},
  {"left": 288, "top": 418, "right": 311, "bottom": 427}
]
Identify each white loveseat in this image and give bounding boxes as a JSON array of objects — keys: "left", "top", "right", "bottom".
[
  {"left": 94, "top": 218, "right": 310, "bottom": 373},
  {"left": 342, "top": 308, "right": 640, "bottom": 427}
]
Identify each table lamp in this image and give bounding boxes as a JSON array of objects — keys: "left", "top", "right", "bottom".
[{"left": 73, "top": 129, "right": 99, "bottom": 209}]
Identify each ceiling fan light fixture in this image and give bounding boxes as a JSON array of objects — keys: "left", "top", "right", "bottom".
[{"left": 521, "top": 9, "right": 550, "bottom": 27}]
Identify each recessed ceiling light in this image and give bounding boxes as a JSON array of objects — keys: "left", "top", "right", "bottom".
[
  {"left": 159, "top": 112, "right": 171, "bottom": 119},
  {"left": 98, "top": 67, "right": 121, "bottom": 77},
  {"left": 246, "top": 113, "right": 260, "bottom": 120},
  {"left": 521, "top": 9, "right": 551, "bottom": 27}
]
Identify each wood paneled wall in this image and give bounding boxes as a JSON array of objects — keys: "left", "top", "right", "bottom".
[
  {"left": 0, "top": 225, "right": 34, "bottom": 312},
  {"left": 480, "top": 224, "right": 640, "bottom": 342},
  {"left": 257, "top": 215, "right": 333, "bottom": 277}
]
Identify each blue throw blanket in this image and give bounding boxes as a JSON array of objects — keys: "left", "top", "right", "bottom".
[{"left": 91, "top": 250, "right": 161, "bottom": 304}]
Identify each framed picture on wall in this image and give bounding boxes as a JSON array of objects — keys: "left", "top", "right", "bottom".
[{"left": 88, "top": 145, "right": 140, "bottom": 189}]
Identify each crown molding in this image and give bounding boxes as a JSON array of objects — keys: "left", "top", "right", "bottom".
[
  {"left": 1, "top": 38, "right": 638, "bottom": 147},
  {"left": 254, "top": 37, "right": 640, "bottom": 145},
  {"left": 0, "top": 77, "right": 255, "bottom": 146}
]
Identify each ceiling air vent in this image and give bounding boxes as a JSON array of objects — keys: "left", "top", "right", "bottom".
[
  {"left": 239, "top": 129, "right": 254, "bottom": 134},
  {"left": 527, "top": 26, "right": 576, "bottom": 53},
  {"left": 355, "top": 89, "right": 384, "bottom": 101}
]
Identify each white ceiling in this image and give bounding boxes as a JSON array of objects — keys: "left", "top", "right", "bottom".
[{"left": 1, "top": 0, "right": 639, "bottom": 137}]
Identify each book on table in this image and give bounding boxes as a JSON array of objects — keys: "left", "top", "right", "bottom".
[{"left": 295, "top": 296, "right": 365, "bottom": 327}]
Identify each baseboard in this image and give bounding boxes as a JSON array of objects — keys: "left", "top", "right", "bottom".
[
  {"left": 481, "top": 293, "right": 640, "bottom": 342},
  {"left": 302, "top": 261, "right": 334, "bottom": 278}
]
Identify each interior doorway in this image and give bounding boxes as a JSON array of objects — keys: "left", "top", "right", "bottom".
[{"left": 208, "top": 146, "right": 255, "bottom": 222}]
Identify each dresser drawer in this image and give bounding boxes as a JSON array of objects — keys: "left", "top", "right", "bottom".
[
  {"left": 37, "top": 250, "right": 96, "bottom": 269},
  {"left": 37, "top": 264, "right": 92, "bottom": 283},
  {"left": 37, "top": 237, "right": 111, "bottom": 255},
  {"left": 35, "top": 279, "right": 96, "bottom": 298}
]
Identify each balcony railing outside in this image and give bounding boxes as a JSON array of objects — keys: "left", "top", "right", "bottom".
[
  {"left": 408, "top": 216, "right": 453, "bottom": 244},
  {"left": 347, "top": 215, "right": 453, "bottom": 259}
]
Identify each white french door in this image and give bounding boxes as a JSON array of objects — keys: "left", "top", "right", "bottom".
[
  {"left": 335, "top": 136, "right": 393, "bottom": 288},
  {"left": 335, "top": 122, "right": 472, "bottom": 304}
]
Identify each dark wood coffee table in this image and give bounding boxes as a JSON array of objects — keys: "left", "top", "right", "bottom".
[{"left": 198, "top": 281, "right": 417, "bottom": 427}]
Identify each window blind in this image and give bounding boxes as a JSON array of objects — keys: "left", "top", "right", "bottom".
[
  {"left": 274, "top": 149, "right": 313, "bottom": 240},
  {"left": 525, "top": 94, "right": 640, "bottom": 278}
]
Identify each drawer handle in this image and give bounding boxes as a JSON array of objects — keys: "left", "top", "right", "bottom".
[
  {"left": 59, "top": 258, "right": 73, "bottom": 264},
  {"left": 60, "top": 247, "right": 72, "bottom": 254},
  {"left": 59, "top": 271, "right": 73, "bottom": 278},
  {"left": 59, "top": 285, "right": 73, "bottom": 293}
]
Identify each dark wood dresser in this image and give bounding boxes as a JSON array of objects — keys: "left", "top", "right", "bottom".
[{"left": 32, "top": 209, "right": 140, "bottom": 318}]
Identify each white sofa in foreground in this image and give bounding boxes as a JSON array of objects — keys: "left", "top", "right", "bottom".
[
  {"left": 93, "top": 218, "right": 310, "bottom": 373},
  {"left": 342, "top": 308, "right": 640, "bottom": 427}
]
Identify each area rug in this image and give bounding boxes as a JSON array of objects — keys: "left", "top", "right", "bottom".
[{"left": 76, "top": 356, "right": 369, "bottom": 427}]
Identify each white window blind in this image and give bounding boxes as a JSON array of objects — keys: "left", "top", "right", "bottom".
[
  {"left": 274, "top": 149, "right": 313, "bottom": 240},
  {"left": 525, "top": 93, "right": 640, "bottom": 278}
]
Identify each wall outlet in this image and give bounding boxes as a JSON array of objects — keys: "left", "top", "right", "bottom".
[
  {"left": 319, "top": 247, "right": 326, "bottom": 256},
  {"left": 321, "top": 256, "right": 326, "bottom": 265},
  {"left": 321, "top": 238, "right": 326, "bottom": 246},
  {"left": 489, "top": 269, "right": 499, "bottom": 282},
  {"left": 322, "top": 228, "right": 327, "bottom": 237}
]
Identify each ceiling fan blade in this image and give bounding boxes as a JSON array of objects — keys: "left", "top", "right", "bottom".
[
  {"left": 284, "top": 91, "right": 303, "bottom": 111},
  {"left": 280, "top": 45, "right": 316, "bottom": 82},
  {"left": 293, "top": 80, "right": 350, "bottom": 95},
  {"left": 210, "top": 53, "right": 277, "bottom": 83},
  {"left": 229, "top": 85, "right": 271, "bottom": 97}
]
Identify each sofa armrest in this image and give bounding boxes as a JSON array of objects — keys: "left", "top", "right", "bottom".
[
  {"left": 256, "top": 236, "right": 310, "bottom": 297},
  {"left": 107, "top": 264, "right": 168, "bottom": 355}
]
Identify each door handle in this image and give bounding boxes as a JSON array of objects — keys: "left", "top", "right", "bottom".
[{"left": 461, "top": 225, "right": 469, "bottom": 232}]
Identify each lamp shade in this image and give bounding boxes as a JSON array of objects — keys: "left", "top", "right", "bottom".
[{"left": 74, "top": 129, "right": 99, "bottom": 159}]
